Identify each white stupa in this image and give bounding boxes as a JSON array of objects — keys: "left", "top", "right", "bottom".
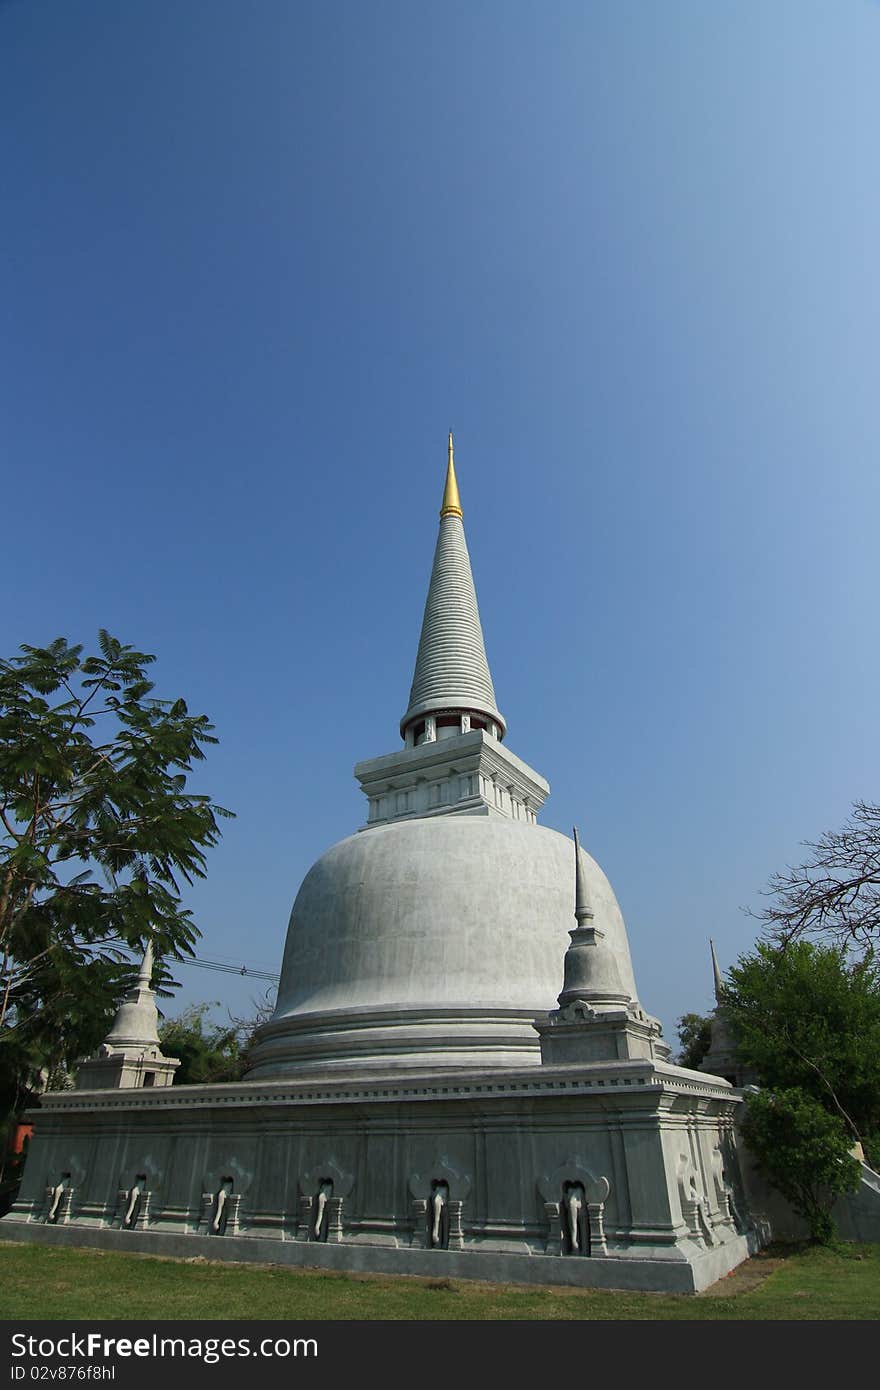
[
  {"left": 248, "top": 435, "right": 664, "bottom": 1078},
  {"left": 6, "top": 436, "right": 758, "bottom": 1292}
]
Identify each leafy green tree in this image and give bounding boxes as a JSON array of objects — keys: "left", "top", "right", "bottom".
[
  {"left": 740, "top": 1088, "right": 861, "bottom": 1244},
  {"left": 0, "top": 632, "right": 232, "bottom": 1121},
  {"left": 158, "top": 1005, "right": 244, "bottom": 1085},
  {"left": 158, "top": 992, "right": 275, "bottom": 1085},
  {"left": 724, "top": 942, "right": 880, "bottom": 1162},
  {"left": 676, "top": 1011, "right": 713, "bottom": 1070}
]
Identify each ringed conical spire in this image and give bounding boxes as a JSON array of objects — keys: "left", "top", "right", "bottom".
[{"left": 400, "top": 436, "right": 505, "bottom": 741}]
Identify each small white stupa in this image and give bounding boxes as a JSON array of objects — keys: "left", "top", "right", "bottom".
[{"left": 75, "top": 941, "right": 179, "bottom": 1090}]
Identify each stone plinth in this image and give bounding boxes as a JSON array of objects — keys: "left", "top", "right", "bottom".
[
  {"left": 3, "top": 1058, "right": 757, "bottom": 1293},
  {"left": 355, "top": 729, "right": 548, "bottom": 827},
  {"left": 76, "top": 1049, "right": 178, "bottom": 1091}
]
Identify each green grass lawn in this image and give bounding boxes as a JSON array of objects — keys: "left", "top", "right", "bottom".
[{"left": 0, "top": 1240, "right": 878, "bottom": 1320}]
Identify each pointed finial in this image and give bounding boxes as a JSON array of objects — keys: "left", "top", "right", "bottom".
[
  {"left": 573, "top": 826, "right": 594, "bottom": 924},
  {"left": 136, "top": 939, "right": 154, "bottom": 990},
  {"left": 440, "top": 431, "right": 463, "bottom": 519},
  {"left": 710, "top": 938, "right": 724, "bottom": 1005}
]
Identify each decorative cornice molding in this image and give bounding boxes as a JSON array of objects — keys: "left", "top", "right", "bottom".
[{"left": 32, "top": 1060, "right": 737, "bottom": 1119}]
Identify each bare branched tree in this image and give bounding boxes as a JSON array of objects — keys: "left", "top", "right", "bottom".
[{"left": 756, "top": 801, "right": 880, "bottom": 950}]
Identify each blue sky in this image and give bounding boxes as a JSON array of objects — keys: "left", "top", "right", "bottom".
[{"left": 3, "top": 1, "right": 878, "bottom": 1044}]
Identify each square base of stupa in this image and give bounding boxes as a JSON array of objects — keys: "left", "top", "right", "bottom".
[{"left": 2, "top": 1058, "right": 759, "bottom": 1294}]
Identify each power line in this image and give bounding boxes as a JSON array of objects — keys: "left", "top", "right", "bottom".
[{"left": 172, "top": 954, "right": 280, "bottom": 984}]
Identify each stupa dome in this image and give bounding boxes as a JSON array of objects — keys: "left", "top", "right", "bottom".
[{"left": 246, "top": 816, "right": 640, "bottom": 1077}]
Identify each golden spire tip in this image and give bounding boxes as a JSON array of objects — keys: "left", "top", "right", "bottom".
[{"left": 440, "top": 430, "right": 463, "bottom": 519}]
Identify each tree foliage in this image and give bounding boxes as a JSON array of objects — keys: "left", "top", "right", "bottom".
[
  {"left": 158, "top": 1005, "right": 245, "bottom": 1085},
  {"left": 675, "top": 1011, "right": 712, "bottom": 1070},
  {"left": 740, "top": 1087, "right": 861, "bottom": 1244},
  {"left": 158, "top": 994, "right": 274, "bottom": 1086},
  {"left": 0, "top": 632, "right": 232, "bottom": 1114},
  {"left": 724, "top": 942, "right": 880, "bottom": 1160},
  {"left": 756, "top": 801, "right": 880, "bottom": 951}
]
